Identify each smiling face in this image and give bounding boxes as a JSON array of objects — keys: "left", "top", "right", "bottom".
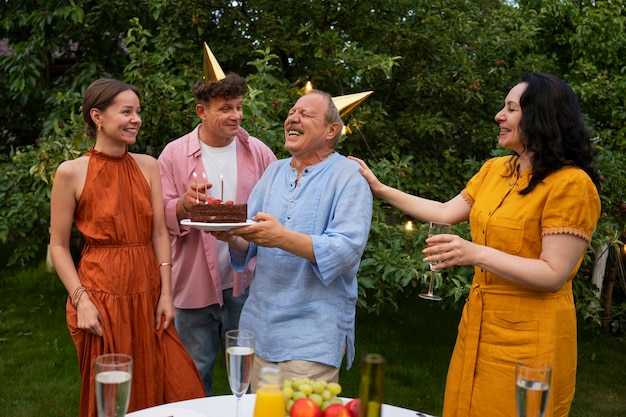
[
  {"left": 196, "top": 96, "right": 243, "bottom": 146},
  {"left": 92, "top": 89, "right": 142, "bottom": 146},
  {"left": 283, "top": 92, "right": 340, "bottom": 163},
  {"left": 494, "top": 82, "right": 527, "bottom": 155}
]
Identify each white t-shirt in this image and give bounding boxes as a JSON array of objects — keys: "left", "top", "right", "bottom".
[{"left": 200, "top": 138, "right": 238, "bottom": 290}]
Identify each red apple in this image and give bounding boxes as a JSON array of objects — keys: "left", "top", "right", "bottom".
[
  {"left": 323, "top": 403, "right": 350, "bottom": 417},
  {"left": 344, "top": 399, "right": 360, "bottom": 417},
  {"left": 290, "top": 398, "right": 322, "bottom": 417}
]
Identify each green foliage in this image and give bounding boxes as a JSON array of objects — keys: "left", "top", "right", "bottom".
[
  {"left": 0, "top": 147, "right": 50, "bottom": 267},
  {"left": 123, "top": 17, "right": 198, "bottom": 155},
  {"left": 356, "top": 153, "right": 475, "bottom": 313},
  {"left": 240, "top": 48, "right": 298, "bottom": 158},
  {"left": 0, "top": 135, "right": 87, "bottom": 267},
  {"left": 0, "top": 0, "right": 625, "bottom": 327}
]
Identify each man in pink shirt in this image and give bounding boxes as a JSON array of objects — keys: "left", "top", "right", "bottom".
[{"left": 158, "top": 71, "right": 276, "bottom": 395}]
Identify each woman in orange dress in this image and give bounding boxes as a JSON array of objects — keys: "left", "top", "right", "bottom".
[
  {"left": 351, "top": 73, "right": 601, "bottom": 417},
  {"left": 49, "top": 78, "right": 205, "bottom": 417}
]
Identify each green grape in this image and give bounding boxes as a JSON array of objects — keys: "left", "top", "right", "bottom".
[
  {"left": 311, "top": 380, "right": 327, "bottom": 394},
  {"left": 321, "top": 389, "right": 332, "bottom": 401},
  {"left": 283, "top": 378, "right": 343, "bottom": 416},
  {"left": 289, "top": 378, "right": 300, "bottom": 391},
  {"left": 326, "top": 382, "right": 342, "bottom": 395},
  {"left": 309, "top": 393, "right": 324, "bottom": 408},
  {"left": 298, "top": 383, "right": 313, "bottom": 396},
  {"left": 293, "top": 391, "right": 307, "bottom": 401}
]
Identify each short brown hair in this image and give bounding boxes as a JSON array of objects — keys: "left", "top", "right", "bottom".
[
  {"left": 192, "top": 73, "right": 247, "bottom": 103},
  {"left": 82, "top": 78, "right": 140, "bottom": 139}
]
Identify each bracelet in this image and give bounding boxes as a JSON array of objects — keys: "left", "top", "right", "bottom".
[
  {"left": 73, "top": 289, "right": 85, "bottom": 308},
  {"left": 71, "top": 285, "right": 84, "bottom": 301},
  {"left": 71, "top": 286, "right": 86, "bottom": 308},
  {"left": 159, "top": 262, "right": 172, "bottom": 267},
  {"left": 181, "top": 192, "right": 191, "bottom": 216}
]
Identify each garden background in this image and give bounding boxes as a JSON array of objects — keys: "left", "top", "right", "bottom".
[{"left": 1, "top": 1, "right": 625, "bottom": 416}]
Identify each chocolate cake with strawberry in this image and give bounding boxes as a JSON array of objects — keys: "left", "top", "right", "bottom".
[{"left": 188, "top": 198, "right": 247, "bottom": 223}]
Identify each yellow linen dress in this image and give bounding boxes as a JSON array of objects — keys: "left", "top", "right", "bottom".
[{"left": 442, "top": 157, "right": 600, "bottom": 417}]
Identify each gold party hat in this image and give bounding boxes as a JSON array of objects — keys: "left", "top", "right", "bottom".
[
  {"left": 202, "top": 42, "right": 226, "bottom": 83},
  {"left": 332, "top": 91, "right": 373, "bottom": 117}
]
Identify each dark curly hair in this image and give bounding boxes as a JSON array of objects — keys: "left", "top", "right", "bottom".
[
  {"left": 192, "top": 72, "right": 247, "bottom": 103},
  {"left": 508, "top": 72, "right": 600, "bottom": 194}
]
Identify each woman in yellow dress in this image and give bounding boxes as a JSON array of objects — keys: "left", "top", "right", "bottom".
[{"left": 350, "top": 72, "right": 601, "bottom": 417}]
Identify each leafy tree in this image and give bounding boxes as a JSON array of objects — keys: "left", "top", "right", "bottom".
[{"left": 0, "top": 0, "right": 624, "bottom": 325}]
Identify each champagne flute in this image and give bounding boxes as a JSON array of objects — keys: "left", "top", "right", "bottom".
[
  {"left": 225, "top": 329, "right": 255, "bottom": 417},
  {"left": 95, "top": 353, "right": 133, "bottom": 417},
  {"left": 419, "top": 221, "right": 451, "bottom": 301},
  {"left": 516, "top": 361, "right": 551, "bottom": 417}
]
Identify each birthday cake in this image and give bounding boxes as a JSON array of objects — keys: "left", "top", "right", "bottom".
[{"left": 188, "top": 200, "right": 247, "bottom": 223}]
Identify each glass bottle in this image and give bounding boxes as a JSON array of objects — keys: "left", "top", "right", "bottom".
[
  {"left": 358, "top": 353, "right": 386, "bottom": 417},
  {"left": 253, "top": 365, "right": 285, "bottom": 417}
]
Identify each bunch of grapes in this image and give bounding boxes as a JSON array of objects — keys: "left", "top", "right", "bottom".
[{"left": 283, "top": 377, "right": 344, "bottom": 413}]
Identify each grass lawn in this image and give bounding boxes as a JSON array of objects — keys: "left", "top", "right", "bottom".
[{"left": 1, "top": 264, "right": 625, "bottom": 416}]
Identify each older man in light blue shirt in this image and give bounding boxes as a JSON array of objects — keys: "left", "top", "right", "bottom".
[{"left": 222, "top": 90, "right": 372, "bottom": 389}]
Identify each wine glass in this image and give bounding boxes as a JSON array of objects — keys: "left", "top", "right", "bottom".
[
  {"left": 516, "top": 361, "right": 551, "bottom": 417},
  {"left": 225, "top": 329, "right": 255, "bottom": 417},
  {"left": 95, "top": 353, "right": 133, "bottom": 417},
  {"left": 419, "top": 221, "right": 451, "bottom": 301}
]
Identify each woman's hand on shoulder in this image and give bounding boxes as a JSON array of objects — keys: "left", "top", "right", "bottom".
[{"left": 348, "top": 156, "right": 386, "bottom": 197}]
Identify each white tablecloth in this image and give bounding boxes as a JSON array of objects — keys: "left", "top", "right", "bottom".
[{"left": 126, "top": 394, "right": 435, "bottom": 417}]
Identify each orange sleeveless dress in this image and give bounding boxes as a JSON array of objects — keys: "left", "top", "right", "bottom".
[{"left": 65, "top": 148, "right": 204, "bottom": 417}]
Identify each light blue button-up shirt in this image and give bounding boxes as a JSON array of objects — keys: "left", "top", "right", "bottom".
[{"left": 232, "top": 152, "right": 373, "bottom": 369}]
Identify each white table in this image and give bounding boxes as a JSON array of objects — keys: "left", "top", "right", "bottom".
[{"left": 126, "top": 394, "right": 435, "bottom": 417}]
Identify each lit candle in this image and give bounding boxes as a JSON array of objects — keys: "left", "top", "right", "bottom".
[
  {"left": 193, "top": 172, "right": 199, "bottom": 203},
  {"left": 202, "top": 172, "right": 208, "bottom": 204},
  {"left": 220, "top": 174, "right": 224, "bottom": 203}
]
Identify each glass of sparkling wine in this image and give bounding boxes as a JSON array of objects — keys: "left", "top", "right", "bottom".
[
  {"left": 95, "top": 353, "right": 133, "bottom": 417},
  {"left": 516, "top": 361, "right": 551, "bottom": 417},
  {"left": 226, "top": 329, "right": 255, "bottom": 417},
  {"left": 419, "top": 221, "right": 451, "bottom": 301}
]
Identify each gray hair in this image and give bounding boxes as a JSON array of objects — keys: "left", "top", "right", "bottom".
[{"left": 309, "top": 89, "right": 344, "bottom": 147}]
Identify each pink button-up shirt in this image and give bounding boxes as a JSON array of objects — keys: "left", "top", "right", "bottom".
[{"left": 158, "top": 125, "right": 277, "bottom": 308}]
